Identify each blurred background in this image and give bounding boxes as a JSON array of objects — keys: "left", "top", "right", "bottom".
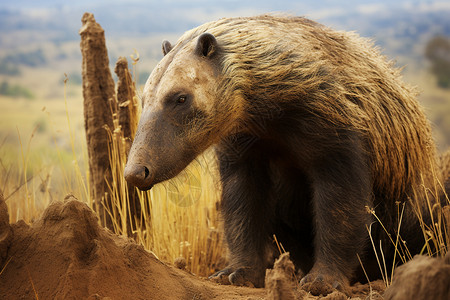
[{"left": 0, "top": 0, "right": 449, "bottom": 208}]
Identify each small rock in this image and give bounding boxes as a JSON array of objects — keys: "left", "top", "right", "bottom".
[{"left": 174, "top": 257, "right": 187, "bottom": 270}]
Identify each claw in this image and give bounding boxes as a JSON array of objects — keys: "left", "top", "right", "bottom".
[
  {"left": 300, "top": 273, "right": 338, "bottom": 296},
  {"left": 332, "top": 280, "right": 342, "bottom": 290},
  {"left": 209, "top": 268, "right": 233, "bottom": 285},
  {"left": 209, "top": 266, "right": 263, "bottom": 287},
  {"left": 299, "top": 273, "right": 317, "bottom": 285},
  {"left": 229, "top": 267, "right": 255, "bottom": 287}
]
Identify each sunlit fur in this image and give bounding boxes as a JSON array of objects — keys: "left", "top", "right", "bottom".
[{"left": 175, "top": 14, "right": 439, "bottom": 203}]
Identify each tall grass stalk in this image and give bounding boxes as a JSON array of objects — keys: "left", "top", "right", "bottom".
[
  {"left": 1, "top": 75, "right": 89, "bottom": 223},
  {"left": 62, "top": 74, "right": 90, "bottom": 207}
]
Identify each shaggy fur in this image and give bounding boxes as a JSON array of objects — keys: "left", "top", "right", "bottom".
[
  {"left": 126, "top": 15, "right": 445, "bottom": 295},
  {"left": 179, "top": 15, "right": 438, "bottom": 199}
]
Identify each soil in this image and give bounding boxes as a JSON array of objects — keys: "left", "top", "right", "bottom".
[
  {"left": 384, "top": 253, "right": 450, "bottom": 300},
  {"left": 0, "top": 193, "right": 448, "bottom": 300}
]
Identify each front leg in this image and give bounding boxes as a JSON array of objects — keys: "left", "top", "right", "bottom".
[
  {"left": 301, "top": 146, "right": 373, "bottom": 295},
  {"left": 210, "top": 139, "right": 274, "bottom": 287}
]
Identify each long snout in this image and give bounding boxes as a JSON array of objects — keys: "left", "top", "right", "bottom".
[
  {"left": 123, "top": 163, "right": 154, "bottom": 191},
  {"left": 123, "top": 106, "right": 199, "bottom": 191}
]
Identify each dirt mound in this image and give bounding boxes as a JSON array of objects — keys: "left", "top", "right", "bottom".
[
  {"left": 0, "top": 195, "right": 265, "bottom": 299},
  {"left": 384, "top": 254, "right": 450, "bottom": 300},
  {"left": 3, "top": 193, "right": 447, "bottom": 300}
]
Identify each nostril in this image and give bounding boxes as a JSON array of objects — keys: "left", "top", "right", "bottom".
[
  {"left": 124, "top": 164, "right": 154, "bottom": 190},
  {"left": 144, "top": 166, "right": 150, "bottom": 179}
]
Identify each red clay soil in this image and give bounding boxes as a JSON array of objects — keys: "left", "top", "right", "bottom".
[{"left": 0, "top": 192, "right": 448, "bottom": 300}]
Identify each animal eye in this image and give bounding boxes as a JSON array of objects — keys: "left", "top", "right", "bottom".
[{"left": 177, "top": 96, "right": 187, "bottom": 104}]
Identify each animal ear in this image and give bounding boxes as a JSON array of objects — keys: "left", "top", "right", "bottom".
[
  {"left": 195, "top": 33, "right": 217, "bottom": 58},
  {"left": 162, "top": 40, "right": 172, "bottom": 56}
]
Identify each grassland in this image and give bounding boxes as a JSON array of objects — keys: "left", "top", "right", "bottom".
[{"left": 0, "top": 80, "right": 86, "bottom": 223}]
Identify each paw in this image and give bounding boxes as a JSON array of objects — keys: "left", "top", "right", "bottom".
[
  {"left": 209, "top": 266, "right": 264, "bottom": 287},
  {"left": 300, "top": 272, "right": 348, "bottom": 296},
  {"left": 209, "top": 267, "right": 234, "bottom": 285},
  {"left": 229, "top": 267, "right": 259, "bottom": 287}
]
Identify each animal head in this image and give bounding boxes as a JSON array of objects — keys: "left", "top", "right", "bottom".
[{"left": 124, "top": 32, "right": 234, "bottom": 190}]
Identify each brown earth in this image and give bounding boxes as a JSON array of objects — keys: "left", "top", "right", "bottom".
[
  {"left": 0, "top": 192, "right": 448, "bottom": 299},
  {"left": 384, "top": 253, "right": 450, "bottom": 300}
]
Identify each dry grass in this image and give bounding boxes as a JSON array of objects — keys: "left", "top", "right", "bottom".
[
  {"left": 0, "top": 77, "right": 87, "bottom": 223},
  {"left": 365, "top": 173, "right": 449, "bottom": 288},
  {"left": 104, "top": 129, "right": 225, "bottom": 276}
]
